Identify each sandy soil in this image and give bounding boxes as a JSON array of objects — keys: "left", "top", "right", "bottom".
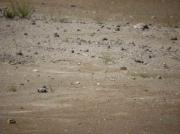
[{"left": 0, "top": 0, "right": 180, "bottom": 134}]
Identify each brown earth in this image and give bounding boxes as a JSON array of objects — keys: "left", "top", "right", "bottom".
[{"left": 0, "top": 0, "right": 180, "bottom": 134}]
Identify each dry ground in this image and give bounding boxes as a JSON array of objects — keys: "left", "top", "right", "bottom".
[{"left": 0, "top": 0, "right": 180, "bottom": 134}]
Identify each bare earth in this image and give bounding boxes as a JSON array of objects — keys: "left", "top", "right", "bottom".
[{"left": 0, "top": 0, "right": 180, "bottom": 134}]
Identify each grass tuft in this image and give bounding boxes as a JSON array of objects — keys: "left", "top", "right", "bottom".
[
  {"left": 4, "top": 7, "right": 16, "bottom": 19},
  {"left": 4, "top": 0, "right": 33, "bottom": 19}
]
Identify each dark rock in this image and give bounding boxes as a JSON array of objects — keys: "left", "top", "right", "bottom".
[
  {"left": 171, "top": 37, "right": 178, "bottom": 41},
  {"left": 24, "top": 33, "right": 28, "bottom": 36},
  {"left": 157, "top": 75, "right": 162, "bottom": 79},
  {"left": 16, "top": 51, "right": 23, "bottom": 56},
  {"left": 102, "top": 38, "right": 108, "bottom": 41},
  {"left": 134, "top": 59, "right": 144, "bottom": 64},
  {"left": 71, "top": 50, "right": 75, "bottom": 53},
  {"left": 54, "top": 33, "right": 60, "bottom": 37},
  {"left": 85, "top": 49, "right": 89, "bottom": 52},
  {"left": 41, "top": 2, "right": 46, "bottom": 5},
  {"left": 121, "top": 47, "right": 126, "bottom": 51},
  {"left": 37, "top": 86, "right": 48, "bottom": 93},
  {"left": 7, "top": 119, "right": 16, "bottom": 124},
  {"left": 134, "top": 23, "right": 149, "bottom": 30},
  {"left": 31, "top": 21, "right": 36, "bottom": 25},
  {"left": 70, "top": 5, "right": 76, "bottom": 8},
  {"left": 34, "top": 52, "right": 38, "bottom": 55},
  {"left": 120, "top": 67, "right": 127, "bottom": 70},
  {"left": 77, "top": 29, "right": 81, "bottom": 31},
  {"left": 107, "top": 45, "right": 111, "bottom": 49},
  {"left": 20, "top": 83, "right": 24, "bottom": 86},
  {"left": 115, "top": 26, "right": 120, "bottom": 31}
]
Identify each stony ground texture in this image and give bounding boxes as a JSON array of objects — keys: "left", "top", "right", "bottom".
[{"left": 0, "top": 0, "right": 180, "bottom": 134}]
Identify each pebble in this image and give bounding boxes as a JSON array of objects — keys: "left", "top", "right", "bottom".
[
  {"left": 134, "top": 23, "right": 149, "bottom": 30},
  {"left": 102, "top": 38, "right": 108, "bottom": 41},
  {"left": 16, "top": 51, "right": 23, "bottom": 56},
  {"left": 54, "top": 33, "right": 60, "bottom": 37},
  {"left": 24, "top": 33, "right": 28, "bottom": 36},
  {"left": 85, "top": 49, "right": 89, "bottom": 52},
  {"left": 7, "top": 119, "right": 16, "bottom": 124},
  {"left": 97, "top": 82, "right": 100, "bottom": 86},
  {"left": 157, "top": 75, "right": 162, "bottom": 79},
  {"left": 71, "top": 50, "right": 75, "bottom": 53},
  {"left": 37, "top": 85, "right": 48, "bottom": 93},
  {"left": 33, "top": 69, "right": 38, "bottom": 72},
  {"left": 120, "top": 67, "right": 127, "bottom": 70},
  {"left": 134, "top": 59, "right": 144, "bottom": 64},
  {"left": 115, "top": 27, "right": 120, "bottom": 31},
  {"left": 171, "top": 37, "right": 178, "bottom": 41},
  {"left": 75, "top": 81, "right": 80, "bottom": 85}
]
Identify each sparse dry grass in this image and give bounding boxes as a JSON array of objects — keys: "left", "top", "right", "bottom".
[{"left": 4, "top": 0, "right": 33, "bottom": 19}]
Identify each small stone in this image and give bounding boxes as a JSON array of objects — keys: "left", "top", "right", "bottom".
[
  {"left": 24, "top": 33, "right": 28, "bottom": 36},
  {"left": 163, "top": 63, "right": 169, "bottom": 69},
  {"left": 71, "top": 50, "right": 75, "bottom": 53},
  {"left": 115, "top": 27, "right": 120, "bottom": 31},
  {"left": 54, "top": 33, "right": 60, "bottom": 37},
  {"left": 134, "top": 23, "right": 149, "bottom": 30},
  {"left": 134, "top": 59, "right": 144, "bottom": 64},
  {"left": 37, "top": 86, "right": 48, "bottom": 93},
  {"left": 31, "top": 21, "right": 36, "bottom": 25},
  {"left": 70, "top": 4, "right": 76, "bottom": 7},
  {"left": 121, "top": 47, "right": 126, "bottom": 51},
  {"left": 107, "top": 45, "right": 111, "bottom": 49},
  {"left": 157, "top": 75, "right": 162, "bottom": 79},
  {"left": 34, "top": 52, "right": 38, "bottom": 55},
  {"left": 75, "top": 81, "right": 80, "bottom": 85},
  {"left": 20, "top": 83, "right": 24, "bottom": 86},
  {"left": 171, "top": 37, "right": 178, "bottom": 41},
  {"left": 7, "top": 119, "right": 16, "bottom": 124},
  {"left": 33, "top": 69, "right": 38, "bottom": 72},
  {"left": 131, "top": 77, "right": 136, "bottom": 80},
  {"left": 85, "top": 49, "right": 89, "bottom": 52},
  {"left": 97, "top": 82, "right": 100, "bottom": 86},
  {"left": 16, "top": 51, "right": 23, "bottom": 56},
  {"left": 120, "top": 67, "right": 127, "bottom": 70},
  {"left": 102, "top": 38, "right": 108, "bottom": 41}
]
